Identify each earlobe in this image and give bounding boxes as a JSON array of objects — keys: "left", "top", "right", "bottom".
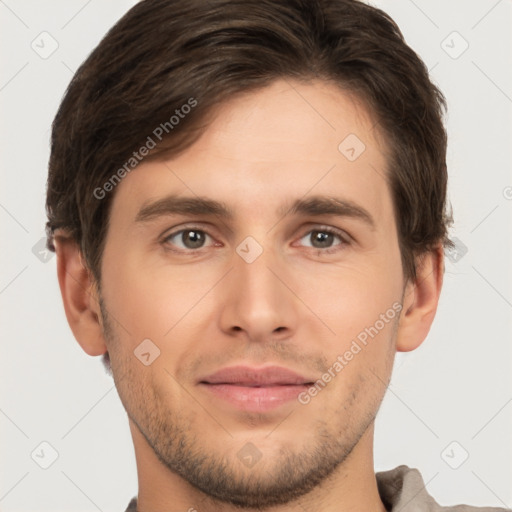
[
  {"left": 54, "top": 233, "right": 107, "bottom": 357},
  {"left": 395, "top": 246, "right": 444, "bottom": 352}
]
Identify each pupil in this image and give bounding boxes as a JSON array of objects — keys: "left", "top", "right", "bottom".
[
  {"left": 184, "top": 230, "right": 204, "bottom": 248},
  {"left": 313, "top": 231, "right": 332, "bottom": 248}
]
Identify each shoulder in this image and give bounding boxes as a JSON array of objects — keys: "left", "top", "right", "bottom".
[
  {"left": 376, "top": 465, "right": 511, "bottom": 512},
  {"left": 124, "top": 497, "right": 137, "bottom": 512}
]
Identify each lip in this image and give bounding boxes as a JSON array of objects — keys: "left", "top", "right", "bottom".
[{"left": 198, "top": 365, "right": 314, "bottom": 413}]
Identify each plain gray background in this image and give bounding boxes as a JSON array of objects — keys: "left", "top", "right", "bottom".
[{"left": 1, "top": 1, "right": 511, "bottom": 510}]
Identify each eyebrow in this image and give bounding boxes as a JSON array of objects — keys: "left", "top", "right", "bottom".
[
  {"left": 135, "top": 196, "right": 233, "bottom": 223},
  {"left": 279, "top": 196, "right": 375, "bottom": 229},
  {"left": 135, "top": 194, "right": 375, "bottom": 229}
]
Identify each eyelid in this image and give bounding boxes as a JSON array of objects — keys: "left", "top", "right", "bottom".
[
  {"left": 160, "top": 222, "right": 217, "bottom": 240},
  {"left": 297, "top": 224, "right": 352, "bottom": 243},
  {"left": 293, "top": 224, "right": 352, "bottom": 254},
  {"left": 161, "top": 224, "right": 218, "bottom": 251}
]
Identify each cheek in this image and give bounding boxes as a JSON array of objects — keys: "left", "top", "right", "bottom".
[
  {"left": 293, "top": 251, "right": 403, "bottom": 342},
  {"left": 101, "top": 245, "right": 221, "bottom": 347},
  {"left": 291, "top": 259, "right": 403, "bottom": 395}
]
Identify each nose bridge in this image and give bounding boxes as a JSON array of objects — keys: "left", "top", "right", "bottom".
[
  {"left": 234, "top": 236, "right": 283, "bottom": 308},
  {"left": 219, "top": 234, "right": 297, "bottom": 339}
]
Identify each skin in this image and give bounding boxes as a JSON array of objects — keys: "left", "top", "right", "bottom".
[{"left": 55, "top": 79, "right": 444, "bottom": 512}]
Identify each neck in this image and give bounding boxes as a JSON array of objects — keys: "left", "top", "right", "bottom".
[{"left": 130, "top": 421, "right": 387, "bottom": 512}]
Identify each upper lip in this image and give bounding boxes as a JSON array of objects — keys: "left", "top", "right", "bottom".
[{"left": 199, "top": 365, "right": 314, "bottom": 387}]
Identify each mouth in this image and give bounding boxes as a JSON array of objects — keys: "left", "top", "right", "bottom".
[{"left": 198, "top": 365, "right": 315, "bottom": 412}]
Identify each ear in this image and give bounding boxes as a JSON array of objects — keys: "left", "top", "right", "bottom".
[
  {"left": 54, "top": 233, "right": 107, "bottom": 356},
  {"left": 396, "top": 246, "right": 444, "bottom": 352}
]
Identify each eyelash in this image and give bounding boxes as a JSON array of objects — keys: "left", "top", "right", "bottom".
[{"left": 161, "top": 225, "right": 351, "bottom": 255}]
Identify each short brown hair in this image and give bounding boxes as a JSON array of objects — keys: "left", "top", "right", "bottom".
[{"left": 46, "top": 0, "right": 452, "bottom": 282}]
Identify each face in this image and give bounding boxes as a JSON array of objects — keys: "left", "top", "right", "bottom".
[{"left": 98, "top": 79, "right": 406, "bottom": 508}]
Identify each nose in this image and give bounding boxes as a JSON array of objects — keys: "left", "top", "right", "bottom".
[{"left": 217, "top": 241, "right": 298, "bottom": 344}]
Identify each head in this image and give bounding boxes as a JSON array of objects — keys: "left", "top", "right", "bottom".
[{"left": 47, "top": 0, "right": 452, "bottom": 508}]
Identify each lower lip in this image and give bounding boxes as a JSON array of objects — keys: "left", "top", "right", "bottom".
[{"left": 200, "top": 383, "right": 310, "bottom": 412}]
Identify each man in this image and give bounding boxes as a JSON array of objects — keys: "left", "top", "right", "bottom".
[{"left": 45, "top": 0, "right": 510, "bottom": 511}]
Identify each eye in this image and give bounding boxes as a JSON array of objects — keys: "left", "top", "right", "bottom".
[
  {"left": 297, "top": 227, "right": 349, "bottom": 253},
  {"left": 163, "top": 228, "right": 215, "bottom": 251},
  {"left": 161, "top": 225, "right": 350, "bottom": 254}
]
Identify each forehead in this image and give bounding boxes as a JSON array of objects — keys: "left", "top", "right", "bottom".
[
  {"left": 192, "top": 79, "right": 383, "bottom": 163},
  {"left": 109, "top": 79, "right": 391, "bottom": 227}
]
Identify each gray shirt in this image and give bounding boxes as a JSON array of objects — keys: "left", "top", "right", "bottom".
[{"left": 124, "top": 465, "right": 511, "bottom": 511}]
